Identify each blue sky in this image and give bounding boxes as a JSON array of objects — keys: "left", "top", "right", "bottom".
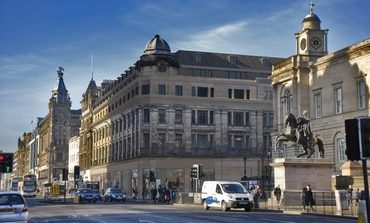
[{"left": 0, "top": 0, "right": 369, "bottom": 153}]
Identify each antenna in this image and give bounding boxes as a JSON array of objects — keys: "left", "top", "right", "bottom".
[{"left": 90, "top": 54, "right": 94, "bottom": 80}]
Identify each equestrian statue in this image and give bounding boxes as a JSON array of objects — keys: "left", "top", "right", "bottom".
[{"left": 275, "top": 110, "right": 325, "bottom": 159}]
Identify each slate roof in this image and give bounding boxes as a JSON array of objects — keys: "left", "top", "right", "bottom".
[{"left": 174, "top": 50, "right": 282, "bottom": 70}]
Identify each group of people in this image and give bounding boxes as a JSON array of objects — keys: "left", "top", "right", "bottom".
[
  {"left": 272, "top": 184, "right": 315, "bottom": 211},
  {"left": 150, "top": 185, "right": 175, "bottom": 204}
]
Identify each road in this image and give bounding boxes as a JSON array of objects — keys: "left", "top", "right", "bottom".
[{"left": 26, "top": 198, "right": 357, "bottom": 223}]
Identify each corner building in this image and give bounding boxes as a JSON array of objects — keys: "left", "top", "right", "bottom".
[
  {"left": 85, "top": 35, "right": 282, "bottom": 197},
  {"left": 270, "top": 5, "right": 370, "bottom": 174}
]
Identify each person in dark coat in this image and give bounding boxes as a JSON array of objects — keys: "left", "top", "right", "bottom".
[
  {"left": 151, "top": 186, "right": 157, "bottom": 203},
  {"left": 302, "top": 184, "right": 315, "bottom": 210},
  {"left": 273, "top": 185, "right": 282, "bottom": 204}
]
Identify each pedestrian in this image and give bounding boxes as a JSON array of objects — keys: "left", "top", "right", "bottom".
[
  {"left": 150, "top": 185, "right": 157, "bottom": 203},
  {"left": 253, "top": 185, "right": 261, "bottom": 208},
  {"left": 273, "top": 185, "right": 282, "bottom": 205},
  {"left": 158, "top": 185, "right": 164, "bottom": 203},
  {"left": 347, "top": 185, "right": 353, "bottom": 206},
  {"left": 132, "top": 187, "right": 137, "bottom": 200},
  {"left": 302, "top": 184, "right": 315, "bottom": 211},
  {"left": 355, "top": 188, "right": 360, "bottom": 205}
]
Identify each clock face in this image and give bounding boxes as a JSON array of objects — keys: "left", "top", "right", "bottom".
[
  {"left": 158, "top": 63, "right": 167, "bottom": 72},
  {"left": 310, "top": 36, "right": 322, "bottom": 49},
  {"left": 300, "top": 38, "right": 307, "bottom": 50}
]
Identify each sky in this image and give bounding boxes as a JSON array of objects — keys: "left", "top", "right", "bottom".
[{"left": 0, "top": 0, "right": 369, "bottom": 153}]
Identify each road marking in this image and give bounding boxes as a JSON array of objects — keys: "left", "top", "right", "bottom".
[
  {"left": 88, "top": 217, "right": 108, "bottom": 223},
  {"left": 260, "top": 218, "right": 297, "bottom": 223},
  {"left": 139, "top": 220, "right": 156, "bottom": 223},
  {"left": 143, "top": 213, "right": 173, "bottom": 220}
]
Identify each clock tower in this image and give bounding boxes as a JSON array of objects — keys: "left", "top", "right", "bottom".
[{"left": 295, "top": 3, "right": 328, "bottom": 56}]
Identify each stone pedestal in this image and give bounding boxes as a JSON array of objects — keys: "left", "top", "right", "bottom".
[{"left": 270, "top": 158, "right": 335, "bottom": 191}]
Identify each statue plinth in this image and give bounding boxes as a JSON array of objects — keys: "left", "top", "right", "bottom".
[{"left": 270, "top": 158, "right": 335, "bottom": 191}]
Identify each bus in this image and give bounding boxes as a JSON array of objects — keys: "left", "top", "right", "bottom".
[{"left": 23, "top": 174, "right": 37, "bottom": 197}]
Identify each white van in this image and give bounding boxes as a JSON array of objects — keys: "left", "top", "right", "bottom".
[{"left": 201, "top": 181, "right": 253, "bottom": 212}]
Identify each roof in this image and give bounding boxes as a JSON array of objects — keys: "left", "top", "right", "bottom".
[{"left": 175, "top": 50, "right": 282, "bottom": 70}]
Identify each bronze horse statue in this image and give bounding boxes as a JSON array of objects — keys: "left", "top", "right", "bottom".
[{"left": 275, "top": 113, "right": 325, "bottom": 158}]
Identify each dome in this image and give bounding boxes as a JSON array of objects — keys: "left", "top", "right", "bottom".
[
  {"left": 143, "top": 34, "right": 171, "bottom": 55},
  {"left": 302, "top": 4, "right": 321, "bottom": 30}
]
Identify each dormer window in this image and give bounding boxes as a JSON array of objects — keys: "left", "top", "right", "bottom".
[
  {"left": 195, "top": 54, "right": 202, "bottom": 63},
  {"left": 228, "top": 55, "right": 237, "bottom": 65}
]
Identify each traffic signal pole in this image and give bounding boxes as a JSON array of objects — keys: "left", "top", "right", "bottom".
[{"left": 362, "top": 159, "right": 370, "bottom": 223}]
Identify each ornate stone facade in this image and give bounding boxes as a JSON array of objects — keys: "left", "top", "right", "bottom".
[{"left": 271, "top": 5, "right": 370, "bottom": 174}]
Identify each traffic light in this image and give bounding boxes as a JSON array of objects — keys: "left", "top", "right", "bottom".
[
  {"left": 345, "top": 119, "right": 361, "bottom": 161},
  {"left": 0, "top": 153, "right": 13, "bottom": 173},
  {"left": 359, "top": 117, "right": 370, "bottom": 159},
  {"left": 62, "top": 168, "right": 68, "bottom": 181},
  {"left": 74, "top": 165, "right": 80, "bottom": 180},
  {"left": 191, "top": 165, "right": 199, "bottom": 179}
]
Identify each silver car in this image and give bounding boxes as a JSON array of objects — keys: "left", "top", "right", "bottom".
[{"left": 0, "top": 191, "right": 28, "bottom": 223}]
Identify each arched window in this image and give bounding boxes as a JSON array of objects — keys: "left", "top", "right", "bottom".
[{"left": 285, "top": 90, "right": 292, "bottom": 114}]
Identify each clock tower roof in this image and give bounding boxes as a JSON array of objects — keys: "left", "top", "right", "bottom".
[{"left": 302, "top": 2, "right": 321, "bottom": 30}]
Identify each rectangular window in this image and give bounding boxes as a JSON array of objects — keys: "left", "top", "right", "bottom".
[
  {"left": 191, "top": 110, "right": 196, "bottom": 124},
  {"left": 197, "top": 87, "right": 208, "bottom": 97},
  {"left": 158, "top": 109, "right": 166, "bottom": 124},
  {"left": 245, "top": 112, "right": 250, "bottom": 126},
  {"left": 158, "top": 133, "right": 166, "bottom": 149},
  {"left": 143, "top": 109, "right": 150, "bottom": 123},
  {"left": 234, "top": 135, "right": 243, "bottom": 150},
  {"left": 192, "top": 86, "right": 196, "bottom": 96},
  {"left": 234, "top": 89, "right": 245, "bottom": 99},
  {"left": 246, "top": 90, "right": 250, "bottom": 99},
  {"left": 197, "top": 134, "right": 208, "bottom": 149},
  {"left": 358, "top": 81, "right": 366, "bottom": 109},
  {"left": 197, "top": 110, "right": 208, "bottom": 125},
  {"left": 334, "top": 88, "right": 342, "bottom": 114},
  {"left": 175, "top": 85, "right": 183, "bottom": 96},
  {"left": 158, "top": 84, "right": 166, "bottom": 95},
  {"left": 210, "top": 88, "right": 214, "bottom": 97},
  {"left": 210, "top": 134, "right": 214, "bottom": 149},
  {"left": 175, "top": 134, "right": 183, "bottom": 148},
  {"left": 175, "top": 109, "right": 183, "bottom": 124},
  {"left": 228, "top": 112, "right": 232, "bottom": 125},
  {"left": 228, "top": 89, "right": 232, "bottom": 98},
  {"left": 191, "top": 134, "right": 196, "bottom": 149},
  {"left": 233, "top": 112, "right": 244, "bottom": 126},
  {"left": 209, "top": 111, "right": 214, "bottom": 124},
  {"left": 143, "top": 133, "right": 150, "bottom": 149},
  {"left": 314, "top": 93, "right": 322, "bottom": 118},
  {"left": 337, "top": 138, "right": 345, "bottom": 161}
]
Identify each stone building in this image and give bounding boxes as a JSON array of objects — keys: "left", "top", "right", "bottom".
[
  {"left": 81, "top": 34, "right": 282, "bottom": 197},
  {"left": 270, "top": 4, "right": 370, "bottom": 174},
  {"left": 37, "top": 67, "right": 81, "bottom": 186}
]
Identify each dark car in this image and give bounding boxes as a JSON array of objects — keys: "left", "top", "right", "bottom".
[
  {"left": 75, "top": 188, "right": 95, "bottom": 203},
  {"left": 92, "top": 189, "right": 102, "bottom": 202},
  {"left": 104, "top": 188, "right": 126, "bottom": 202}
]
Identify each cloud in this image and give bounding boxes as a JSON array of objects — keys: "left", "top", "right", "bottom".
[{"left": 173, "top": 21, "right": 249, "bottom": 53}]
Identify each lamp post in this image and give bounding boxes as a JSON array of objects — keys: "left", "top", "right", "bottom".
[{"left": 243, "top": 156, "right": 247, "bottom": 177}]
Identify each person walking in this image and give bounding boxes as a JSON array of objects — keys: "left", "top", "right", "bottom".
[
  {"left": 273, "top": 185, "right": 282, "bottom": 207},
  {"left": 253, "top": 185, "right": 261, "bottom": 208},
  {"left": 150, "top": 185, "right": 157, "bottom": 203},
  {"left": 302, "top": 184, "right": 315, "bottom": 211}
]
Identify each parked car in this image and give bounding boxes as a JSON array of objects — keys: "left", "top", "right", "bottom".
[
  {"left": 0, "top": 191, "right": 29, "bottom": 222},
  {"left": 75, "top": 188, "right": 95, "bottom": 203},
  {"left": 104, "top": 188, "right": 126, "bottom": 202},
  {"left": 92, "top": 189, "right": 102, "bottom": 202}
]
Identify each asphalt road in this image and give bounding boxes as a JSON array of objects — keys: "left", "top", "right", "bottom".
[{"left": 26, "top": 198, "right": 357, "bottom": 223}]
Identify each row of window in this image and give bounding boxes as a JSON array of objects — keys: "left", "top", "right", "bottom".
[
  {"left": 93, "top": 109, "right": 273, "bottom": 142},
  {"left": 92, "top": 132, "right": 271, "bottom": 164},
  {"left": 283, "top": 80, "right": 366, "bottom": 118}
]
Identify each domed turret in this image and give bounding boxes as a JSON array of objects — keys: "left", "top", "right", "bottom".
[
  {"left": 302, "top": 3, "right": 321, "bottom": 30},
  {"left": 144, "top": 34, "right": 171, "bottom": 55}
]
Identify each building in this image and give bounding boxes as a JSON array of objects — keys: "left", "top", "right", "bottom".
[
  {"left": 37, "top": 67, "right": 81, "bottom": 186},
  {"left": 68, "top": 135, "right": 80, "bottom": 189},
  {"left": 270, "top": 4, "right": 370, "bottom": 174},
  {"left": 80, "top": 34, "right": 282, "bottom": 197}
]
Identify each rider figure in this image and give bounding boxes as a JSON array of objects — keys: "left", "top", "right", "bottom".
[{"left": 297, "top": 110, "right": 312, "bottom": 145}]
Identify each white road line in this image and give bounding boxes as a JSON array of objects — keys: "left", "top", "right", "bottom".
[
  {"left": 143, "top": 213, "right": 173, "bottom": 220},
  {"left": 138, "top": 220, "right": 156, "bottom": 223},
  {"left": 88, "top": 217, "right": 108, "bottom": 223},
  {"left": 260, "top": 218, "right": 297, "bottom": 223}
]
